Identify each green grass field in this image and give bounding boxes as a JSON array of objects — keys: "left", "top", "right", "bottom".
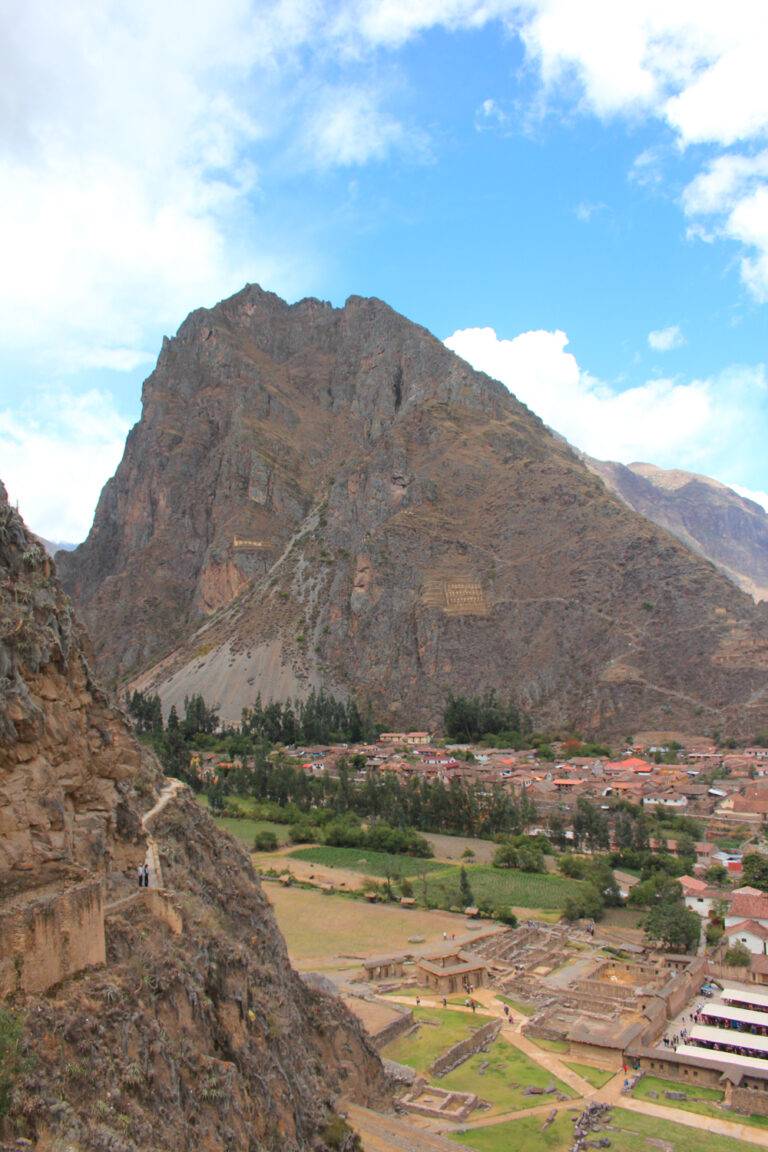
[
  {"left": 631, "top": 1074, "right": 723, "bottom": 1117},
  {"left": 210, "top": 813, "right": 290, "bottom": 846},
  {"left": 287, "top": 847, "right": 585, "bottom": 911},
  {"left": 563, "top": 1062, "right": 614, "bottom": 1089},
  {"left": 425, "top": 864, "right": 584, "bottom": 912},
  {"left": 452, "top": 1105, "right": 765, "bottom": 1152},
  {"left": 527, "top": 1037, "right": 569, "bottom": 1054},
  {"left": 382, "top": 1007, "right": 572, "bottom": 1114},
  {"left": 439, "top": 1037, "right": 573, "bottom": 1113},
  {"left": 383, "top": 1007, "right": 484, "bottom": 1070}
]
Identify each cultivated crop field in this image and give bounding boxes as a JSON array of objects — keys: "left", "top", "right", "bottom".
[
  {"left": 286, "top": 847, "right": 586, "bottom": 912},
  {"left": 425, "top": 865, "right": 585, "bottom": 912}
]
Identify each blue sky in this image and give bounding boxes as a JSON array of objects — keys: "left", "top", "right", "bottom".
[{"left": 2, "top": 1, "right": 768, "bottom": 542}]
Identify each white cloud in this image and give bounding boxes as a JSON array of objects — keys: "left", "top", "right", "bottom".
[
  {"left": 0, "top": 388, "right": 131, "bottom": 542},
  {"left": 3, "top": 0, "right": 767, "bottom": 375},
  {"left": 445, "top": 324, "right": 768, "bottom": 488},
  {"left": 648, "top": 325, "right": 685, "bottom": 351},
  {"left": 507, "top": 1, "right": 768, "bottom": 301},
  {"left": 301, "top": 86, "right": 411, "bottom": 168},
  {"left": 731, "top": 483, "right": 768, "bottom": 515}
]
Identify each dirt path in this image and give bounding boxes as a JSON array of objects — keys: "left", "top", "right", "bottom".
[{"left": 142, "top": 778, "right": 184, "bottom": 888}]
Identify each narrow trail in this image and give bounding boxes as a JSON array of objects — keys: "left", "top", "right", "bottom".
[
  {"left": 104, "top": 778, "right": 184, "bottom": 910},
  {"left": 140, "top": 778, "right": 184, "bottom": 889}
]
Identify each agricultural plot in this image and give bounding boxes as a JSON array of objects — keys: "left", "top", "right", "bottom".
[
  {"left": 425, "top": 865, "right": 585, "bottom": 912},
  {"left": 286, "top": 848, "right": 586, "bottom": 912}
]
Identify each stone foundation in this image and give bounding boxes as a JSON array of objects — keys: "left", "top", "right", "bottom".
[{"left": 0, "top": 879, "right": 105, "bottom": 997}]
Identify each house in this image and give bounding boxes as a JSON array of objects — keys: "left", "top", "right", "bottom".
[
  {"left": 725, "top": 892, "right": 768, "bottom": 930},
  {"left": 680, "top": 875, "right": 722, "bottom": 918},
  {"left": 643, "top": 793, "right": 688, "bottom": 809},
  {"left": 723, "top": 920, "right": 768, "bottom": 955}
]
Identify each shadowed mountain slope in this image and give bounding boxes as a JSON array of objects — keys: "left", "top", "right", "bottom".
[{"left": 583, "top": 457, "right": 768, "bottom": 604}]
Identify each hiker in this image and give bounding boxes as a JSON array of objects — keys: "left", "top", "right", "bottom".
[
  {"left": 137, "top": 863, "right": 143, "bottom": 888},
  {"left": 142, "top": 862, "right": 150, "bottom": 888}
]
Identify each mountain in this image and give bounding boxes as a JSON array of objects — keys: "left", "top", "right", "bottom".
[
  {"left": 57, "top": 285, "right": 768, "bottom": 740},
  {"left": 0, "top": 481, "right": 388, "bottom": 1150},
  {"left": 582, "top": 457, "right": 768, "bottom": 603}
]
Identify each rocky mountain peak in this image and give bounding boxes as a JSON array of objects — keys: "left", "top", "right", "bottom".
[{"left": 58, "top": 286, "right": 768, "bottom": 740}]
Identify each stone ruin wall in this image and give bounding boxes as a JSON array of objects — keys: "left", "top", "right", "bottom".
[
  {"left": 0, "top": 880, "right": 105, "bottom": 998},
  {"left": 730, "top": 1086, "right": 768, "bottom": 1116},
  {"left": 428, "top": 1019, "right": 502, "bottom": 1077},
  {"left": 369, "top": 1004, "right": 414, "bottom": 1051}
]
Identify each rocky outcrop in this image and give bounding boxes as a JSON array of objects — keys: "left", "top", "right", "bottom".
[
  {"left": 0, "top": 483, "right": 390, "bottom": 1150},
  {"left": 583, "top": 457, "right": 768, "bottom": 603},
  {"left": 0, "top": 481, "right": 149, "bottom": 877},
  {"left": 58, "top": 285, "right": 768, "bottom": 739}
]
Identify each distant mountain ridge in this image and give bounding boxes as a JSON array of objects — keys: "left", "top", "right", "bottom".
[
  {"left": 57, "top": 284, "right": 768, "bottom": 740},
  {"left": 583, "top": 457, "right": 768, "bottom": 603}
]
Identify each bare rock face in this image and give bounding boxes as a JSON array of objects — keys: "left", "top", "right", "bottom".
[
  {"left": 583, "top": 457, "right": 768, "bottom": 603},
  {"left": 58, "top": 285, "right": 768, "bottom": 739},
  {"left": 0, "top": 483, "right": 389, "bottom": 1150},
  {"left": 0, "top": 482, "right": 147, "bottom": 876}
]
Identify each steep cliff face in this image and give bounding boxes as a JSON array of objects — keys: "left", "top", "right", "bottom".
[
  {"left": 0, "top": 483, "right": 389, "bottom": 1151},
  {"left": 0, "top": 481, "right": 148, "bottom": 877},
  {"left": 583, "top": 457, "right": 768, "bottom": 603},
  {"left": 59, "top": 285, "right": 768, "bottom": 739}
]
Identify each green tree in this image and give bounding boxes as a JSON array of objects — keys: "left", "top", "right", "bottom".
[
  {"left": 459, "top": 866, "right": 474, "bottom": 907},
  {"left": 644, "top": 902, "right": 700, "bottom": 952},
  {"left": 724, "top": 940, "right": 752, "bottom": 967},
  {"left": 254, "top": 830, "right": 278, "bottom": 852},
  {"left": 705, "top": 864, "right": 728, "bottom": 885},
  {"left": 742, "top": 852, "right": 768, "bottom": 891},
  {"left": 0, "top": 1006, "right": 26, "bottom": 1119},
  {"left": 563, "top": 884, "right": 604, "bottom": 922}
]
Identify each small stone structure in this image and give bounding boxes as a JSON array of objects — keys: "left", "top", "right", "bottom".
[
  {"left": 399, "top": 1077, "right": 479, "bottom": 1120},
  {"left": 363, "top": 954, "right": 406, "bottom": 981},
  {"left": 416, "top": 946, "right": 488, "bottom": 995}
]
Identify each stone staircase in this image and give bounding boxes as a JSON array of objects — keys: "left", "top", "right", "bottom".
[{"left": 345, "top": 1104, "right": 480, "bottom": 1152}]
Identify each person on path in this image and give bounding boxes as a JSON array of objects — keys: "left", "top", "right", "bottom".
[
  {"left": 442, "top": 995, "right": 447, "bottom": 1008},
  {"left": 137, "top": 863, "right": 143, "bottom": 888},
  {"left": 142, "top": 862, "right": 149, "bottom": 888}
]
